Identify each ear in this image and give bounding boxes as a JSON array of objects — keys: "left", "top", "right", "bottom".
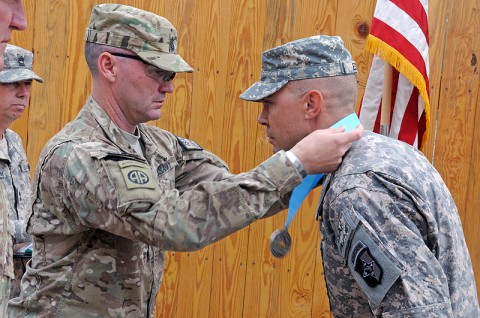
[
  {"left": 97, "top": 53, "right": 117, "bottom": 83},
  {"left": 303, "top": 90, "right": 323, "bottom": 119}
]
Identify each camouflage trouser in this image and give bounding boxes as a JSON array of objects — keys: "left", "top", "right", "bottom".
[
  {"left": 0, "top": 275, "right": 11, "bottom": 317},
  {"left": 10, "top": 257, "right": 28, "bottom": 299}
]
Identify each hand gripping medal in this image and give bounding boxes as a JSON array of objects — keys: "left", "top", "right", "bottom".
[{"left": 270, "top": 113, "right": 361, "bottom": 258}]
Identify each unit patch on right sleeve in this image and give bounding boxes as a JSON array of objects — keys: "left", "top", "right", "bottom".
[{"left": 347, "top": 224, "right": 403, "bottom": 308}]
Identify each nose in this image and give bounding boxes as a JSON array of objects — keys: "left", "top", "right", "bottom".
[
  {"left": 159, "top": 80, "right": 174, "bottom": 94},
  {"left": 11, "top": 1, "right": 27, "bottom": 31},
  {"left": 257, "top": 107, "right": 268, "bottom": 126},
  {"left": 16, "top": 82, "right": 31, "bottom": 97}
]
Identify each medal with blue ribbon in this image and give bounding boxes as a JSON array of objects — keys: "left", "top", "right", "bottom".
[{"left": 270, "top": 113, "right": 361, "bottom": 258}]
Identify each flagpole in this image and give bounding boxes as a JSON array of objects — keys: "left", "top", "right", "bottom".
[{"left": 380, "top": 63, "right": 392, "bottom": 136}]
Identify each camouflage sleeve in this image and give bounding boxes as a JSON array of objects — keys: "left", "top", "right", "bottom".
[
  {"left": 62, "top": 143, "right": 301, "bottom": 251},
  {"left": 0, "top": 184, "right": 14, "bottom": 280},
  {"left": 12, "top": 220, "right": 30, "bottom": 244},
  {"left": 331, "top": 187, "right": 454, "bottom": 316},
  {"left": 175, "top": 148, "right": 290, "bottom": 218}
]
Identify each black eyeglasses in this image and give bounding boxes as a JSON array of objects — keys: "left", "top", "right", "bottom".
[{"left": 107, "top": 52, "right": 176, "bottom": 82}]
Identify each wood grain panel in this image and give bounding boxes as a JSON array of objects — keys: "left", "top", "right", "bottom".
[
  {"left": 464, "top": 77, "right": 480, "bottom": 304},
  {"left": 26, "top": 0, "right": 70, "bottom": 173},
  {"left": 433, "top": 1, "right": 478, "bottom": 223},
  {"left": 60, "top": 1, "right": 95, "bottom": 127},
  {"left": 423, "top": 0, "right": 449, "bottom": 161},
  {"left": 207, "top": 1, "right": 266, "bottom": 316},
  {"left": 430, "top": 0, "right": 480, "bottom": 299}
]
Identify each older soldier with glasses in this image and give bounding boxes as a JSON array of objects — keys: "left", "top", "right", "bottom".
[{"left": 9, "top": 4, "right": 362, "bottom": 317}]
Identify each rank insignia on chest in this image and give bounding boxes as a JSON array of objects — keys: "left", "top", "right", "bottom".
[
  {"left": 351, "top": 240, "right": 383, "bottom": 287},
  {"left": 157, "top": 161, "right": 171, "bottom": 177}
]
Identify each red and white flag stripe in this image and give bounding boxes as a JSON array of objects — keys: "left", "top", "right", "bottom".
[{"left": 358, "top": 0, "right": 430, "bottom": 149}]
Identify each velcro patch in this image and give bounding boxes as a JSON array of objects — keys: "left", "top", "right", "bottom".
[
  {"left": 351, "top": 241, "right": 383, "bottom": 287},
  {"left": 20, "top": 161, "right": 30, "bottom": 173},
  {"left": 119, "top": 161, "right": 156, "bottom": 190},
  {"left": 347, "top": 224, "right": 403, "bottom": 308},
  {"left": 176, "top": 136, "right": 203, "bottom": 151},
  {"left": 157, "top": 161, "right": 171, "bottom": 177}
]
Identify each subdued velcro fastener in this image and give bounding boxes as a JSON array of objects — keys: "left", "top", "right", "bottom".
[
  {"left": 261, "top": 151, "right": 302, "bottom": 197},
  {"left": 347, "top": 224, "right": 403, "bottom": 308}
]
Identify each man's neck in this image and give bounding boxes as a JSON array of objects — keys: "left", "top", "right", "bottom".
[{"left": 0, "top": 124, "right": 8, "bottom": 140}]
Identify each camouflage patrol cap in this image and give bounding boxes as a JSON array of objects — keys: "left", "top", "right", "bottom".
[
  {"left": 85, "top": 4, "right": 193, "bottom": 73},
  {"left": 0, "top": 44, "right": 43, "bottom": 84},
  {"left": 240, "top": 35, "right": 357, "bottom": 101}
]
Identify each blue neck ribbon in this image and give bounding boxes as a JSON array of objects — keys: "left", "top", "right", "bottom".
[{"left": 284, "top": 113, "right": 361, "bottom": 229}]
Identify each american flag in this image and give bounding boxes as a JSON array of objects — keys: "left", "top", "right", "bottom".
[{"left": 358, "top": 0, "right": 430, "bottom": 149}]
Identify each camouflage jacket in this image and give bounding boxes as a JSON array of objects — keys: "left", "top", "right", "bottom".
[
  {"left": 0, "top": 183, "right": 13, "bottom": 280},
  {"left": 9, "top": 97, "right": 299, "bottom": 318},
  {"left": 0, "top": 130, "right": 31, "bottom": 245},
  {"left": 318, "top": 131, "right": 479, "bottom": 317}
]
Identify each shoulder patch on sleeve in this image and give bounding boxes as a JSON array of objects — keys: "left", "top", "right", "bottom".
[
  {"left": 119, "top": 160, "right": 156, "bottom": 190},
  {"left": 347, "top": 224, "right": 403, "bottom": 308},
  {"left": 176, "top": 136, "right": 203, "bottom": 151}
]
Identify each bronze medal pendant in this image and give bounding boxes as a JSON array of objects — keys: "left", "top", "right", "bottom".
[{"left": 270, "top": 228, "right": 291, "bottom": 258}]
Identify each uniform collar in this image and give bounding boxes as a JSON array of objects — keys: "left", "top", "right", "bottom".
[{"left": 85, "top": 96, "right": 159, "bottom": 159}]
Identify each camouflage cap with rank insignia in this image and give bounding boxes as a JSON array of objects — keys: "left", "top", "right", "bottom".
[
  {"left": 0, "top": 44, "right": 43, "bottom": 84},
  {"left": 85, "top": 3, "right": 193, "bottom": 73},
  {"left": 240, "top": 35, "right": 357, "bottom": 101}
]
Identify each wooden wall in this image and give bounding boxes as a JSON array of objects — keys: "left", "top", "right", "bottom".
[{"left": 9, "top": 0, "right": 479, "bottom": 317}]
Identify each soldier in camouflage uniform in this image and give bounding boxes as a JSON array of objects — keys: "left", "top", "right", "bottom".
[
  {"left": 0, "top": 184, "right": 14, "bottom": 317},
  {"left": 241, "top": 35, "right": 480, "bottom": 317},
  {"left": 0, "top": 1, "right": 28, "bottom": 315},
  {"left": 8, "top": 5, "right": 362, "bottom": 318},
  {"left": 0, "top": 44, "right": 42, "bottom": 304},
  {"left": 0, "top": 0, "right": 27, "bottom": 70}
]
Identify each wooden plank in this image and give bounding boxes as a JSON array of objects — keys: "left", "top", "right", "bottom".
[
  {"left": 431, "top": 0, "right": 480, "bottom": 300},
  {"left": 464, "top": 75, "right": 480, "bottom": 307},
  {"left": 205, "top": 0, "right": 270, "bottom": 316},
  {"left": 60, "top": 0, "right": 95, "bottom": 127},
  {"left": 422, "top": 1, "right": 449, "bottom": 161},
  {"left": 432, "top": 0, "right": 477, "bottom": 224},
  {"left": 25, "top": 0, "right": 70, "bottom": 173}
]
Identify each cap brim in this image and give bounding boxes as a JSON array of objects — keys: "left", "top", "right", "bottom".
[
  {"left": 0, "top": 69, "right": 43, "bottom": 83},
  {"left": 135, "top": 50, "right": 193, "bottom": 73},
  {"left": 239, "top": 80, "right": 288, "bottom": 102}
]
